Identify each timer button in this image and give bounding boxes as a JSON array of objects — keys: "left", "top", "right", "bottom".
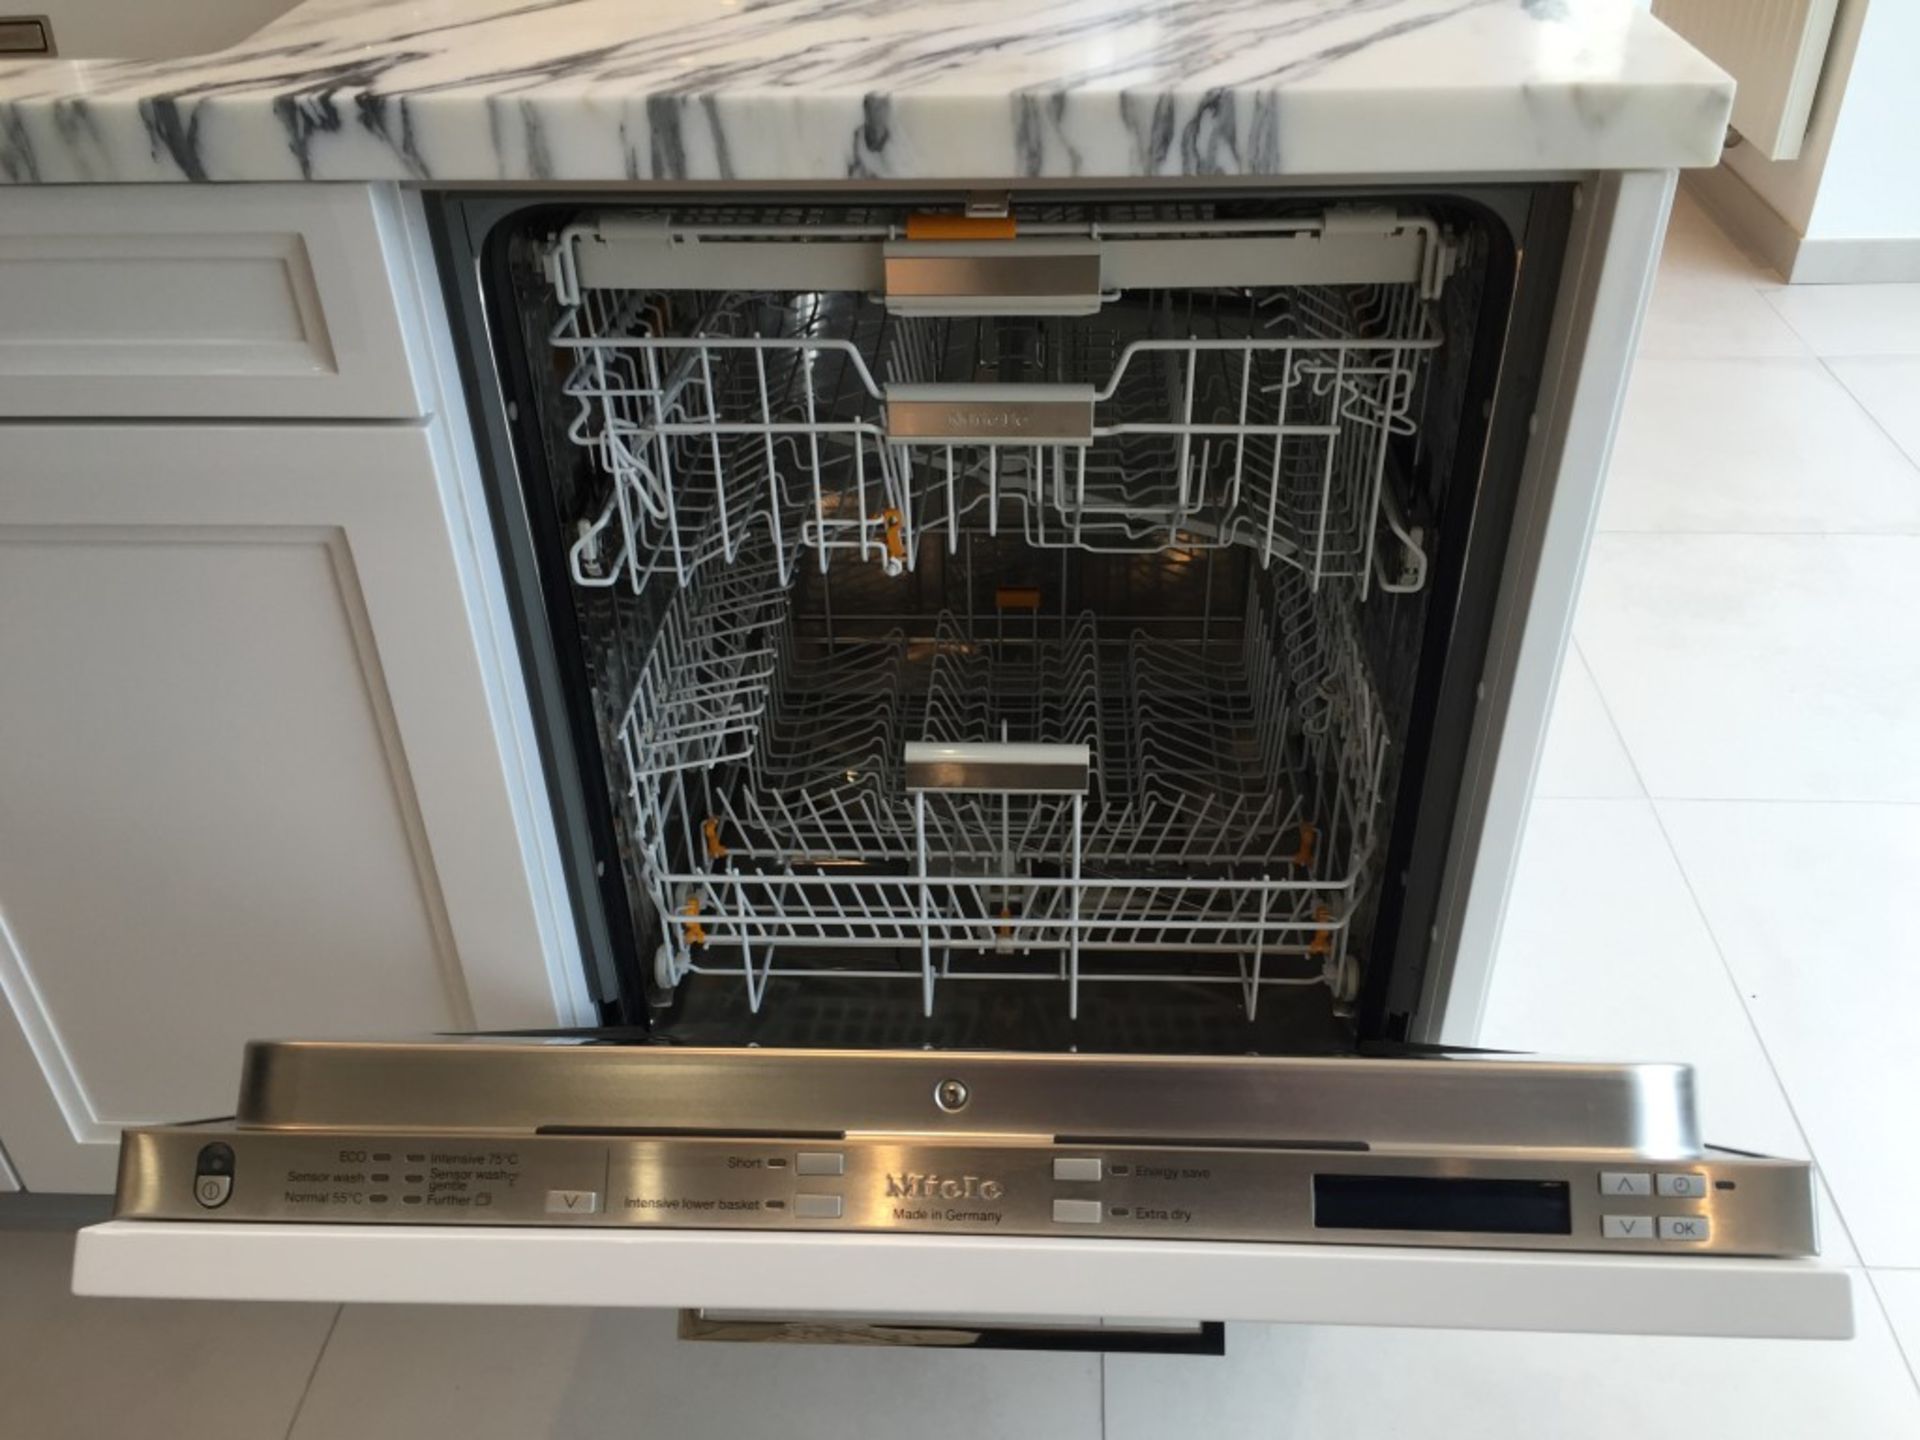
[{"left": 1656, "top": 1172, "right": 1709, "bottom": 1199}]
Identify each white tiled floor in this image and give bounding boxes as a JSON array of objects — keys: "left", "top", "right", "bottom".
[
  {"left": 287, "top": 1306, "right": 1103, "bottom": 1440},
  {"left": 6, "top": 190, "right": 1920, "bottom": 1437},
  {"left": 0, "top": 1228, "right": 339, "bottom": 1440}
]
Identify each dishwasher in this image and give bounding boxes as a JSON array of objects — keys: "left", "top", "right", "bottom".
[{"left": 108, "top": 188, "right": 1821, "bottom": 1280}]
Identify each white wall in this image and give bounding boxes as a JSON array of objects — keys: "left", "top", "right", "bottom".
[
  {"left": 1802, "top": 1, "right": 1920, "bottom": 240},
  {"left": 1689, "top": 0, "right": 1920, "bottom": 280}
]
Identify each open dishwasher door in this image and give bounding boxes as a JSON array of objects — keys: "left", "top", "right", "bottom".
[{"left": 74, "top": 1040, "right": 1852, "bottom": 1340}]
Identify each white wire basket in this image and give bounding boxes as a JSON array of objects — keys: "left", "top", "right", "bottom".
[
  {"left": 553, "top": 279, "right": 1440, "bottom": 603},
  {"left": 618, "top": 552, "right": 1388, "bottom": 1022}
]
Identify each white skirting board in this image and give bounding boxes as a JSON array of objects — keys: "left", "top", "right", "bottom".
[
  {"left": 73, "top": 1222, "right": 1853, "bottom": 1340},
  {"left": 1685, "top": 165, "right": 1920, "bottom": 284}
]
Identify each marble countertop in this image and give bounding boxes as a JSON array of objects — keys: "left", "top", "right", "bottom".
[{"left": 0, "top": 0, "right": 1732, "bottom": 185}]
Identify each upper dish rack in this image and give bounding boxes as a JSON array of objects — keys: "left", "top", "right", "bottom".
[{"left": 547, "top": 204, "right": 1448, "bottom": 603}]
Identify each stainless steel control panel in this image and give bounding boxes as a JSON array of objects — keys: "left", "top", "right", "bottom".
[{"left": 115, "top": 1127, "right": 1819, "bottom": 1258}]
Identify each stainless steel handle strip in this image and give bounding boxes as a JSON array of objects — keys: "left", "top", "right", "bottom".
[
  {"left": 883, "top": 248, "right": 1102, "bottom": 302},
  {"left": 676, "top": 1310, "right": 1225, "bottom": 1353},
  {"left": 884, "top": 383, "right": 1096, "bottom": 444},
  {"left": 903, "top": 741, "right": 1093, "bottom": 795}
]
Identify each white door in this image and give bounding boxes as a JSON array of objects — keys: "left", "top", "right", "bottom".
[{"left": 0, "top": 421, "right": 587, "bottom": 1192}]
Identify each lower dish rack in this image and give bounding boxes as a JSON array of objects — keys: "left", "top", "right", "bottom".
[{"left": 613, "top": 547, "right": 1388, "bottom": 1022}]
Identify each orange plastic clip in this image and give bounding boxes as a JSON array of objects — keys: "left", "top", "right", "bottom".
[
  {"left": 1290, "top": 822, "right": 1318, "bottom": 868},
  {"left": 703, "top": 817, "right": 728, "bottom": 861},
  {"left": 905, "top": 212, "right": 1017, "bottom": 242},
  {"left": 1308, "top": 904, "right": 1335, "bottom": 956},
  {"left": 995, "top": 586, "right": 1043, "bottom": 612},
  {"left": 883, "top": 508, "right": 907, "bottom": 563},
  {"left": 681, "top": 896, "right": 707, "bottom": 947}
]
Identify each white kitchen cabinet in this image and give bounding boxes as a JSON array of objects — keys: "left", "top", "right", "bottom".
[
  {"left": 0, "top": 185, "right": 429, "bottom": 420},
  {"left": 0, "top": 421, "right": 589, "bottom": 1192}
]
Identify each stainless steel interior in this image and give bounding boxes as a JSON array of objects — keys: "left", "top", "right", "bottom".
[{"left": 508, "top": 197, "right": 1487, "bottom": 1053}]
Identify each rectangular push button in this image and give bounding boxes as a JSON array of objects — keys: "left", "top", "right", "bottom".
[
  {"left": 1656, "top": 1172, "right": 1709, "bottom": 1199},
  {"left": 1658, "top": 1215, "right": 1711, "bottom": 1242},
  {"left": 1601, "top": 1214, "right": 1654, "bottom": 1239},
  {"left": 1053, "top": 1199, "right": 1103, "bottom": 1225},
  {"left": 795, "top": 1152, "right": 845, "bottom": 1177},
  {"left": 545, "top": 1189, "right": 599, "bottom": 1215},
  {"left": 1599, "top": 1172, "right": 1651, "bottom": 1197},
  {"left": 1053, "top": 1157, "right": 1102, "bottom": 1183},
  {"left": 794, "top": 1194, "right": 843, "bottom": 1219}
]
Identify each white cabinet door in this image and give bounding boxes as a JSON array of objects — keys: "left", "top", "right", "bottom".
[
  {"left": 0, "top": 185, "right": 428, "bottom": 420},
  {"left": 0, "top": 422, "right": 588, "bottom": 1192}
]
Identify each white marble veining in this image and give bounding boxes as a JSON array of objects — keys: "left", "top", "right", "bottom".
[{"left": 0, "top": 0, "right": 1731, "bottom": 185}]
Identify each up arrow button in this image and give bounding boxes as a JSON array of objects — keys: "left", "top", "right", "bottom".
[{"left": 1599, "top": 1171, "right": 1652, "bottom": 1196}]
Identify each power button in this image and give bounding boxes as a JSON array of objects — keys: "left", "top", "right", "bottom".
[{"left": 194, "top": 1142, "right": 235, "bottom": 1209}]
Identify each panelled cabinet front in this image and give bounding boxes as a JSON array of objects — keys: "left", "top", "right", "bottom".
[{"left": 0, "top": 422, "right": 575, "bottom": 1191}]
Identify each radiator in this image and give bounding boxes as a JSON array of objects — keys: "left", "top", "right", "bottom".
[{"left": 1653, "top": 0, "right": 1841, "bottom": 160}]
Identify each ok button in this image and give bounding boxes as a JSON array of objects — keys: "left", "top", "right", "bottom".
[{"left": 1658, "top": 1216, "right": 1711, "bottom": 1242}]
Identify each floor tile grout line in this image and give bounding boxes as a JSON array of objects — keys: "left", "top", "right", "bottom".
[
  {"left": 1813, "top": 351, "right": 1920, "bottom": 474},
  {"left": 1754, "top": 283, "right": 1920, "bottom": 371},
  {"left": 1570, "top": 639, "right": 1869, "bottom": 1267},
  {"left": 1642, "top": 797, "right": 1871, "bottom": 1269},
  {"left": 1593, "top": 529, "right": 1920, "bottom": 539},
  {"left": 1809, "top": 352, "right": 1920, "bottom": 363},
  {"left": 282, "top": 1303, "right": 344, "bottom": 1440},
  {"left": 1755, "top": 285, "right": 1822, "bottom": 354},
  {"left": 1611, "top": 795, "right": 1920, "bottom": 810},
  {"left": 1864, "top": 1271, "right": 1920, "bottom": 1398},
  {"left": 1548, "top": 642, "right": 1644, "bottom": 802},
  {"left": 1528, "top": 794, "right": 1920, "bottom": 809}
]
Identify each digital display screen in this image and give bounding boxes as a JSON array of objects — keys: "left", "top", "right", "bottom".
[{"left": 1313, "top": 1174, "right": 1573, "bottom": 1236}]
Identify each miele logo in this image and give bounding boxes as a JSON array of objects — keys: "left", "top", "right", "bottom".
[
  {"left": 943, "top": 408, "right": 1032, "bottom": 433},
  {"left": 885, "top": 1172, "right": 1005, "bottom": 1201}
]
